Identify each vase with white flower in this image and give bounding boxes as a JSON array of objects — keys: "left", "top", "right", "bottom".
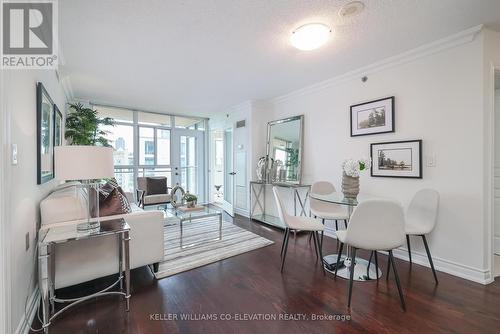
[{"left": 341, "top": 158, "right": 372, "bottom": 199}]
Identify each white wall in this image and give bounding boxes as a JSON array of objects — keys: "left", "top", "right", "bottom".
[
  {"left": 248, "top": 27, "right": 498, "bottom": 283},
  {"left": 495, "top": 87, "right": 500, "bottom": 255},
  {"left": 2, "top": 70, "right": 67, "bottom": 334}
]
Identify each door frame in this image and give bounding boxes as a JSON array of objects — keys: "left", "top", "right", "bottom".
[
  {"left": 171, "top": 128, "right": 206, "bottom": 202},
  {"left": 221, "top": 127, "right": 235, "bottom": 216},
  {"left": 489, "top": 64, "right": 500, "bottom": 281},
  {"left": 0, "top": 64, "right": 12, "bottom": 333}
]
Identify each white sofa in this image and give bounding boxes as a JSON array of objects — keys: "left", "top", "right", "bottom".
[{"left": 40, "top": 182, "right": 165, "bottom": 289}]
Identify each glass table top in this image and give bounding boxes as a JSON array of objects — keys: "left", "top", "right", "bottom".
[
  {"left": 165, "top": 204, "right": 222, "bottom": 220},
  {"left": 39, "top": 218, "right": 130, "bottom": 246},
  {"left": 309, "top": 192, "right": 381, "bottom": 206}
]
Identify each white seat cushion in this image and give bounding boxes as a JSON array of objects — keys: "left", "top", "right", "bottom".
[
  {"left": 287, "top": 216, "right": 324, "bottom": 231},
  {"left": 310, "top": 207, "right": 349, "bottom": 220},
  {"left": 143, "top": 194, "right": 171, "bottom": 205},
  {"left": 405, "top": 218, "right": 430, "bottom": 235},
  {"left": 336, "top": 230, "right": 347, "bottom": 243}
]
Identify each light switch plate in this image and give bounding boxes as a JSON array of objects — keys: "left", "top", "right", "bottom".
[
  {"left": 426, "top": 154, "right": 436, "bottom": 167},
  {"left": 11, "top": 144, "right": 18, "bottom": 165}
]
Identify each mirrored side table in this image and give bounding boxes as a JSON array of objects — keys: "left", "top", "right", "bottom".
[{"left": 37, "top": 218, "right": 131, "bottom": 333}]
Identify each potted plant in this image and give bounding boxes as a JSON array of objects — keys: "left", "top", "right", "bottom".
[
  {"left": 341, "top": 158, "right": 371, "bottom": 199},
  {"left": 183, "top": 192, "right": 198, "bottom": 208},
  {"left": 65, "top": 103, "right": 115, "bottom": 146}
]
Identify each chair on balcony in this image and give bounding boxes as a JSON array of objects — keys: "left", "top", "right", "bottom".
[{"left": 136, "top": 176, "right": 172, "bottom": 209}]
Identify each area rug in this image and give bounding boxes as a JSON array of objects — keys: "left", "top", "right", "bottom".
[{"left": 154, "top": 218, "right": 273, "bottom": 279}]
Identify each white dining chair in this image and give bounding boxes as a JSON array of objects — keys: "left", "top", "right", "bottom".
[
  {"left": 309, "top": 181, "right": 349, "bottom": 247},
  {"left": 334, "top": 199, "right": 406, "bottom": 310},
  {"left": 272, "top": 187, "right": 325, "bottom": 274},
  {"left": 397, "top": 189, "right": 440, "bottom": 284}
]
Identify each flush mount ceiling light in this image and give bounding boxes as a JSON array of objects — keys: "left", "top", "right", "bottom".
[
  {"left": 338, "top": 1, "right": 365, "bottom": 18},
  {"left": 290, "top": 23, "right": 332, "bottom": 51}
]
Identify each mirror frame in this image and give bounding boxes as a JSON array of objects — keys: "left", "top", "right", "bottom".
[{"left": 266, "top": 115, "right": 304, "bottom": 184}]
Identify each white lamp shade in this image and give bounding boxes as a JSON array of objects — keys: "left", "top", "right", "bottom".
[{"left": 55, "top": 146, "right": 114, "bottom": 180}]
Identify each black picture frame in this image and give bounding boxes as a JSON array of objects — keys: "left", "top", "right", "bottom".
[
  {"left": 370, "top": 139, "right": 422, "bottom": 179},
  {"left": 350, "top": 96, "right": 395, "bottom": 137},
  {"left": 37, "top": 82, "right": 55, "bottom": 184},
  {"left": 54, "top": 104, "right": 63, "bottom": 146}
]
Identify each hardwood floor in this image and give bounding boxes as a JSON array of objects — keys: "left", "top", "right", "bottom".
[{"left": 31, "top": 214, "right": 500, "bottom": 334}]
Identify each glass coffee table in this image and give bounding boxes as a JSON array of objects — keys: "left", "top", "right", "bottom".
[{"left": 165, "top": 204, "right": 223, "bottom": 248}]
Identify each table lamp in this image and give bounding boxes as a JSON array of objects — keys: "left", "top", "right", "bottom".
[{"left": 55, "top": 146, "right": 114, "bottom": 231}]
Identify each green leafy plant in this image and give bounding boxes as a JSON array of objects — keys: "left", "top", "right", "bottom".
[
  {"left": 65, "top": 103, "right": 115, "bottom": 146},
  {"left": 183, "top": 193, "right": 197, "bottom": 202}
]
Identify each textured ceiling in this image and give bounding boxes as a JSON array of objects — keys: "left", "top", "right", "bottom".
[{"left": 59, "top": 0, "right": 500, "bottom": 116}]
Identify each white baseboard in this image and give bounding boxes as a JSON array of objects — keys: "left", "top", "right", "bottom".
[
  {"left": 234, "top": 208, "right": 249, "bottom": 218},
  {"left": 15, "top": 287, "right": 40, "bottom": 334},
  {"left": 494, "top": 236, "right": 500, "bottom": 255},
  {"left": 324, "top": 226, "right": 491, "bottom": 285}
]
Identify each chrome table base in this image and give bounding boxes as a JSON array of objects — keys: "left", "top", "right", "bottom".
[{"left": 323, "top": 254, "right": 382, "bottom": 281}]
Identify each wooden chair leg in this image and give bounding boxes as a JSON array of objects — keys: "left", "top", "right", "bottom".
[
  {"left": 389, "top": 250, "right": 406, "bottom": 311},
  {"left": 280, "top": 229, "right": 290, "bottom": 273},
  {"left": 374, "top": 251, "right": 379, "bottom": 280},
  {"left": 348, "top": 247, "right": 357, "bottom": 307},
  {"left": 421, "top": 235, "right": 439, "bottom": 284},
  {"left": 334, "top": 242, "right": 344, "bottom": 278}
]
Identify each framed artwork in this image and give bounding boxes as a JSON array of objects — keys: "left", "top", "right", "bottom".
[
  {"left": 350, "top": 96, "right": 395, "bottom": 137},
  {"left": 370, "top": 140, "right": 422, "bottom": 178},
  {"left": 37, "top": 82, "right": 55, "bottom": 184},
  {"left": 54, "top": 104, "right": 63, "bottom": 146}
]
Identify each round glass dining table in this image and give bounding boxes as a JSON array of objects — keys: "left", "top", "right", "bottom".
[{"left": 309, "top": 192, "right": 382, "bottom": 281}]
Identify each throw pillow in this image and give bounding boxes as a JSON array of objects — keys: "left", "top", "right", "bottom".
[
  {"left": 99, "top": 187, "right": 132, "bottom": 217},
  {"left": 146, "top": 177, "right": 167, "bottom": 195}
]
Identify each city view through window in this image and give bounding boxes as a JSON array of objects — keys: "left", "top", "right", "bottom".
[{"left": 95, "top": 105, "right": 205, "bottom": 196}]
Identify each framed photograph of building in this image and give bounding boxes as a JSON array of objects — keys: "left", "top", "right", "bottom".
[
  {"left": 350, "top": 96, "right": 394, "bottom": 137},
  {"left": 54, "top": 104, "right": 63, "bottom": 147},
  {"left": 37, "top": 82, "right": 55, "bottom": 185},
  {"left": 370, "top": 140, "right": 422, "bottom": 178}
]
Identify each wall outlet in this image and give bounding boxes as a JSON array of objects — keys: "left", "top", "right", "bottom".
[{"left": 25, "top": 232, "right": 29, "bottom": 251}]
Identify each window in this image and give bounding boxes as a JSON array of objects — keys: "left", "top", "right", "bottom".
[
  {"left": 95, "top": 104, "right": 205, "bottom": 198},
  {"left": 113, "top": 168, "right": 134, "bottom": 193},
  {"left": 138, "top": 167, "right": 172, "bottom": 188},
  {"left": 144, "top": 141, "right": 154, "bottom": 155},
  {"left": 139, "top": 127, "right": 155, "bottom": 165},
  {"left": 96, "top": 106, "right": 133, "bottom": 123},
  {"left": 101, "top": 124, "right": 134, "bottom": 166},
  {"left": 157, "top": 129, "right": 171, "bottom": 165},
  {"left": 138, "top": 111, "right": 171, "bottom": 127},
  {"left": 175, "top": 116, "right": 205, "bottom": 130}
]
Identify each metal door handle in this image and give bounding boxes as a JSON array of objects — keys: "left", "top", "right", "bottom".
[{"left": 229, "top": 172, "right": 236, "bottom": 175}]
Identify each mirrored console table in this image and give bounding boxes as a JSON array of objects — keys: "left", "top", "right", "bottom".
[{"left": 249, "top": 181, "right": 311, "bottom": 229}]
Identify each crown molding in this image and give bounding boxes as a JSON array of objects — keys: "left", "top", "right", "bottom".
[
  {"left": 60, "top": 76, "right": 74, "bottom": 102},
  {"left": 272, "top": 25, "right": 483, "bottom": 104}
]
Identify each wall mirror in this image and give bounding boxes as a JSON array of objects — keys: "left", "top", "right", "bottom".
[{"left": 266, "top": 115, "right": 304, "bottom": 184}]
